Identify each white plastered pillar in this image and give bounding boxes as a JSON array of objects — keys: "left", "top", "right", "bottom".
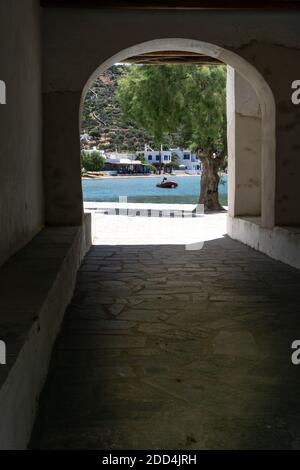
[{"left": 227, "top": 66, "right": 262, "bottom": 218}]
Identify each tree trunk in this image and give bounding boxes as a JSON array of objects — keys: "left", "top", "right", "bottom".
[{"left": 198, "top": 152, "right": 225, "bottom": 211}]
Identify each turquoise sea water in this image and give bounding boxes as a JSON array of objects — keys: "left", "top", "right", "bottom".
[{"left": 82, "top": 175, "right": 228, "bottom": 205}]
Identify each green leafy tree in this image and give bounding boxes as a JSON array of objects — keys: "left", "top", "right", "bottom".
[
  {"left": 81, "top": 150, "right": 105, "bottom": 171},
  {"left": 171, "top": 154, "right": 179, "bottom": 170},
  {"left": 117, "top": 64, "right": 227, "bottom": 210}
]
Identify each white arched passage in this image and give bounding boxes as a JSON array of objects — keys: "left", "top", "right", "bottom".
[{"left": 81, "top": 38, "right": 276, "bottom": 228}]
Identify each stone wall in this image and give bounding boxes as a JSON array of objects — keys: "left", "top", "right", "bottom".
[{"left": 0, "top": 0, "right": 44, "bottom": 267}]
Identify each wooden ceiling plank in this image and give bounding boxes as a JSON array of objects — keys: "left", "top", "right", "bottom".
[{"left": 40, "top": 0, "right": 300, "bottom": 10}]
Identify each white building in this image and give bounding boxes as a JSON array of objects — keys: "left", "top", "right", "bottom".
[
  {"left": 170, "top": 148, "right": 201, "bottom": 173},
  {"left": 83, "top": 146, "right": 106, "bottom": 157},
  {"left": 142, "top": 146, "right": 200, "bottom": 172},
  {"left": 105, "top": 152, "right": 137, "bottom": 161},
  {"left": 143, "top": 149, "right": 172, "bottom": 165}
]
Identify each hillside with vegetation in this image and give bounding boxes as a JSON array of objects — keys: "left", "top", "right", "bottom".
[
  {"left": 81, "top": 64, "right": 185, "bottom": 153},
  {"left": 81, "top": 65, "right": 155, "bottom": 152}
]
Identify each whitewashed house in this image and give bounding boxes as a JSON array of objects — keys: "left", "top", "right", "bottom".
[
  {"left": 143, "top": 149, "right": 172, "bottom": 165},
  {"left": 105, "top": 152, "right": 137, "bottom": 161},
  {"left": 142, "top": 146, "right": 200, "bottom": 172},
  {"left": 170, "top": 148, "right": 201, "bottom": 173}
]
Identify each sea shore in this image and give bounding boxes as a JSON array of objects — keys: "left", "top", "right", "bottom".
[
  {"left": 82, "top": 171, "right": 228, "bottom": 180},
  {"left": 82, "top": 172, "right": 201, "bottom": 180}
]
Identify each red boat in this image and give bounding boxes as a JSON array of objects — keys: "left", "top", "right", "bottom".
[{"left": 156, "top": 180, "right": 178, "bottom": 188}]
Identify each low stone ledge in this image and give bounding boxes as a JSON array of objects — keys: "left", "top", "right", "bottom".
[
  {"left": 227, "top": 215, "right": 300, "bottom": 270},
  {"left": 0, "top": 214, "right": 91, "bottom": 449}
]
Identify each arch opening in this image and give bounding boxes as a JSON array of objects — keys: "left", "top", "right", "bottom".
[{"left": 80, "top": 38, "right": 276, "bottom": 229}]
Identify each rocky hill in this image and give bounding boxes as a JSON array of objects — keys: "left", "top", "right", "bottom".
[
  {"left": 81, "top": 65, "right": 157, "bottom": 153},
  {"left": 81, "top": 64, "right": 185, "bottom": 153}
]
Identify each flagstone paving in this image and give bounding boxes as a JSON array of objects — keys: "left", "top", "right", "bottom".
[{"left": 31, "top": 237, "right": 300, "bottom": 449}]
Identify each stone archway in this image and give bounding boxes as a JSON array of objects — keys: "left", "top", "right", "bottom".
[{"left": 80, "top": 38, "right": 276, "bottom": 229}]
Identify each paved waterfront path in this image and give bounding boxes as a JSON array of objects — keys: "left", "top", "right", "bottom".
[
  {"left": 31, "top": 237, "right": 300, "bottom": 449},
  {"left": 84, "top": 201, "right": 199, "bottom": 213}
]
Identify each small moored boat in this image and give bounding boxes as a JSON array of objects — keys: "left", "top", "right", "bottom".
[{"left": 156, "top": 180, "right": 178, "bottom": 188}]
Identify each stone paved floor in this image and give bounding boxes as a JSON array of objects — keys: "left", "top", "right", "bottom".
[{"left": 31, "top": 237, "right": 300, "bottom": 449}]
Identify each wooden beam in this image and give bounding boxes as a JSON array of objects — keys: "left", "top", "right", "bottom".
[
  {"left": 40, "top": 0, "right": 300, "bottom": 10},
  {"left": 123, "top": 52, "right": 222, "bottom": 65},
  {"left": 125, "top": 51, "right": 217, "bottom": 57}
]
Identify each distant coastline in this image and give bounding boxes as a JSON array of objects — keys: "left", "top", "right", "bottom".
[
  {"left": 82, "top": 173, "right": 199, "bottom": 180},
  {"left": 82, "top": 172, "right": 227, "bottom": 180}
]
